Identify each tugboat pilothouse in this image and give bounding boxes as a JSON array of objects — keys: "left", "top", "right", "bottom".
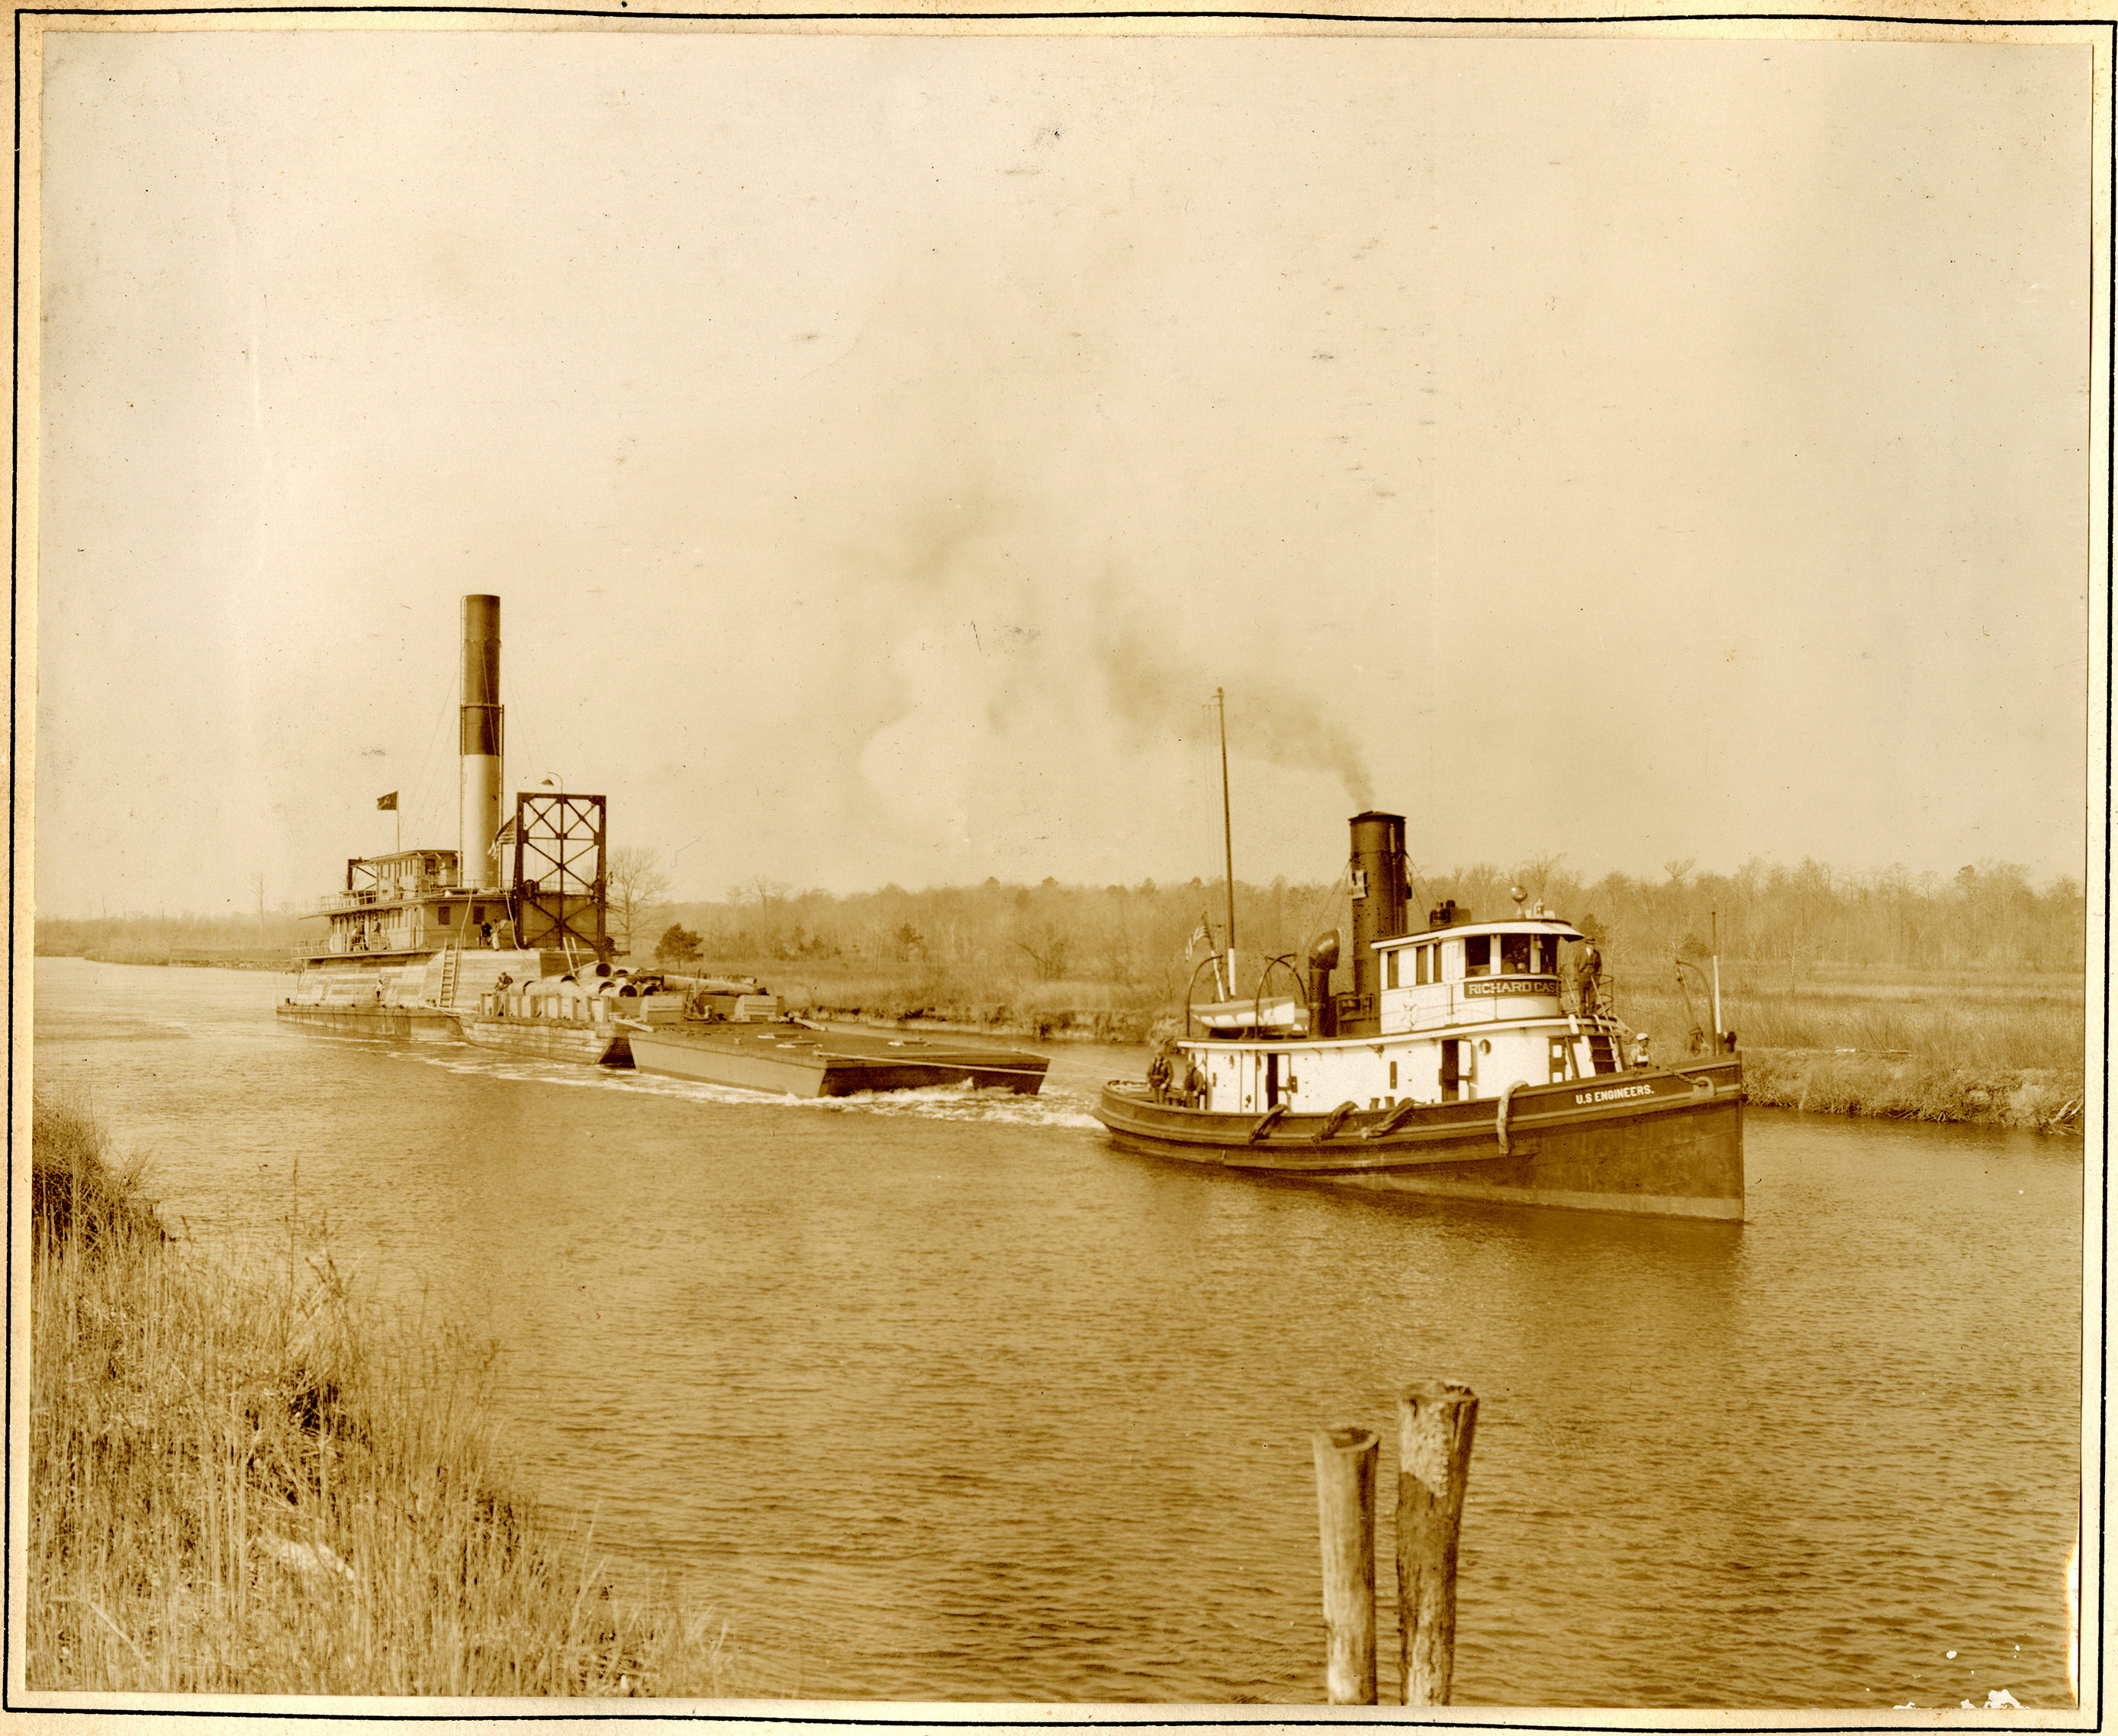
[{"left": 1096, "top": 810, "right": 1744, "bottom": 1222}]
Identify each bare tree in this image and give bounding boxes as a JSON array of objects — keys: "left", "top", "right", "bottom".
[
  {"left": 1514, "top": 852, "right": 1569, "bottom": 904},
  {"left": 607, "top": 845, "right": 671, "bottom": 957},
  {"left": 719, "top": 877, "right": 793, "bottom": 955},
  {"left": 1012, "top": 922, "right": 1073, "bottom": 981}
]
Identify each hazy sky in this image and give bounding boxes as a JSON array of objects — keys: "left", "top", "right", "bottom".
[{"left": 31, "top": 21, "right": 2098, "bottom": 919}]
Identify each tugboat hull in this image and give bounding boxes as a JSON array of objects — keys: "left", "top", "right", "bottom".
[{"left": 1096, "top": 1060, "right": 1743, "bottom": 1222}]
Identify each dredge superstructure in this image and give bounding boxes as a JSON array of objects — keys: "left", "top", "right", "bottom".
[{"left": 277, "top": 595, "right": 612, "bottom": 1037}]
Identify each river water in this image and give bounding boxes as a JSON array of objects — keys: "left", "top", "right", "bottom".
[{"left": 31, "top": 958, "right": 2084, "bottom": 1709}]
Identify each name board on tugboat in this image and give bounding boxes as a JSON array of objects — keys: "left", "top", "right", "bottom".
[
  {"left": 1463, "top": 977, "right": 1560, "bottom": 997},
  {"left": 1573, "top": 1081, "right": 1659, "bottom": 1106}
]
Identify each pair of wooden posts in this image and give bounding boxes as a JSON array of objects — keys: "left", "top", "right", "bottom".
[{"left": 1312, "top": 1380, "right": 1479, "bottom": 1706}]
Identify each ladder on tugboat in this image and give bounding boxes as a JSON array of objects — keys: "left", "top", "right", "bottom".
[{"left": 1566, "top": 979, "right": 1628, "bottom": 1075}]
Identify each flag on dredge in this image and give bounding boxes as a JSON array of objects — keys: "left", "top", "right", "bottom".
[{"left": 376, "top": 792, "right": 398, "bottom": 811}]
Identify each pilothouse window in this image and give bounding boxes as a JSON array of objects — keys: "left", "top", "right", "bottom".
[
  {"left": 1501, "top": 935, "right": 1533, "bottom": 974},
  {"left": 1464, "top": 936, "right": 1491, "bottom": 978}
]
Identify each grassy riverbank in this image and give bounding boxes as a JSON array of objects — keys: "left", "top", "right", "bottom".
[
  {"left": 30, "top": 1094, "right": 732, "bottom": 1696},
  {"left": 1617, "top": 965, "right": 2084, "bottom": 1132},
  {"left": 1734, "top": 1049, "right": 2080, "bottom": 1129}
]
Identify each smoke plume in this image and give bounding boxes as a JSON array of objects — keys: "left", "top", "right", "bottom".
[{"left": 1098, "top": 626, "right": 1376, "bottom": 812}]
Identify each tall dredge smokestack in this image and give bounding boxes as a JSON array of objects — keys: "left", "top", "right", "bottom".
[
  {"left": 459, "top": 594, "right": 503, "bottom": 891},
  {"left": 1343, "top": 810, "right": 1408, "bottom": 1036}
]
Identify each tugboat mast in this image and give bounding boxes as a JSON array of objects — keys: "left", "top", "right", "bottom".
[{"left": 1216, "top": 687, "right": 1236, "bottom": 998}]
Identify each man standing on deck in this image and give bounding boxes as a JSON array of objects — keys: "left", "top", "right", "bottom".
[
  {"left": 1576, "top": 942, "right": 1603, "bottom": 1017},
  {"left": 1147, "top": 1047, "right": 1173, "bottom": 1103}
]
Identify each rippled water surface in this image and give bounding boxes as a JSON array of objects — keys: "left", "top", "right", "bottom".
[{"left": 34, "top": 958, "right": 2084, "bottom": 1707}]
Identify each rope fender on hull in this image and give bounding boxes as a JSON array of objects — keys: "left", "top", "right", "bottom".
[
  {"left": 1364, "top": 1097, "right": 1423, "bottom": 1139},
  {"left": 1496, "top": 1081, "right": 1526, "bottom": 1155}
]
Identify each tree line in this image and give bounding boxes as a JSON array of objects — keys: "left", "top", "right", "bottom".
[
  {"left": 652, "top": 855, "right": 2086, "bottom": 986},
  {"left": 39, "top": 852, "right": 2084, "bottom": 984}
]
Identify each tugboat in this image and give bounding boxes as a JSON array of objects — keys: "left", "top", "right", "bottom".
[
  {"left": 1097, "top": 810, "right": 1743, "bottom": 1220},
  {"left": 276, "top": 595, "right": 615, "bottom": 1038},
  {"left": 1093, "top": 703, "right": 1742, "bottom": 1221}
]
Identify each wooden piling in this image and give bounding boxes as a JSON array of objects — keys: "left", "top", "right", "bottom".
[
  {"left": 1395, "top": 1380, "right": 1479, "bottom": 1706},
  {"left": 1310, "top": 1425, "right": 1379, "bottom": 1705}
]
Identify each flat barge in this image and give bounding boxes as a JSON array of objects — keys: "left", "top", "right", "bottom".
[{"left": 628, "top": 1022, "right": 1051, "bottom": 1098}]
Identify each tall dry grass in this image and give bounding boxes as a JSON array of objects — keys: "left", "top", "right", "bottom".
[
  {"left": 29, "top": 1093, "right": 732, "bottom": 1697},
  {"left": 1606, "top": 970, "right": 2086, "bottom": 1130},
  {"left": 1615, "top": 972, "right": 2086, "bottom": 1076}
]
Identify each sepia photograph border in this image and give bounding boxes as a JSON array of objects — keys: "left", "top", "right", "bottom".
[{"left": 5, "top": 2, "right": 2109, "bottom": 1728}]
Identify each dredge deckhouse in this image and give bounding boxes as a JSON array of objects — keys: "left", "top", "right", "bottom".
[
  {"left": 277, "top": 594, "right": 613, "bottom": 1037},
  {"left": 1095, "top": 811, "right": 1744, "bottom": 1222}
]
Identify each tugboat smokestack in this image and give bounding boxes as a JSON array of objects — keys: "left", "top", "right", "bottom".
[
  {"left": 459, "top": 594, "right": 503, "bottom": 891},
  {"left": 1344, "top": 811, "right": 1408, "bottom": 1036}
]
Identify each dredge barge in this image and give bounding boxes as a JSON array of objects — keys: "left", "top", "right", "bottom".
[
  {"left": 1095, "top": 810, "right": 1743, "bottom": 1222},
  {"left": 277, "top": 594, "right": 615, "bottom": 1038},
  {"left": 278, "top": 592, "right": 1051, "bottom": 1099}
]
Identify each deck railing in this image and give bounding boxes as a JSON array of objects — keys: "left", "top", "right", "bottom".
[{"left": 307, "top": 878, "right": 465, "bottom": 916}]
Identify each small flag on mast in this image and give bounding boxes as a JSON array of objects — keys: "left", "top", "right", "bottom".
[
  {"left": 376, "top": 792, "right": 398, "bottom": 811},
  {"left": 1187, "top": 917, "right": 1212, "bottom": 958}
]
